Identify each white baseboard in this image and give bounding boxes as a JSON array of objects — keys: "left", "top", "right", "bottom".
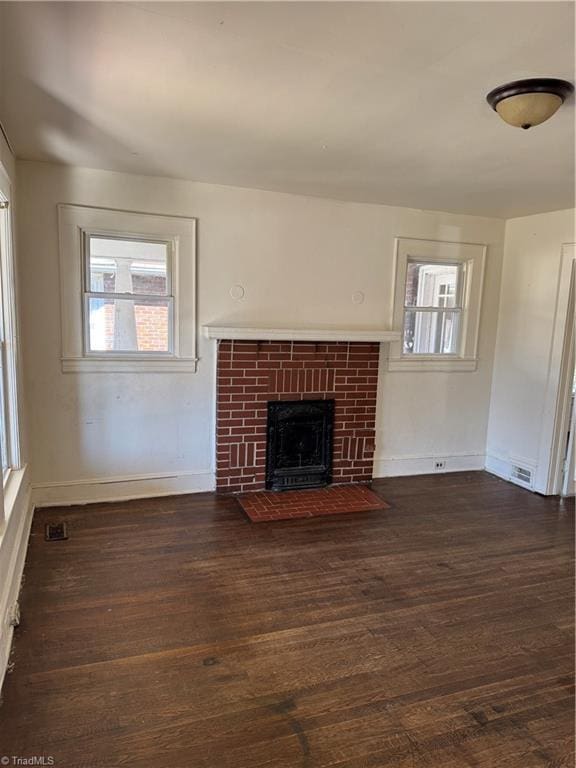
[
  {"left": 32, "top": 470, "right": 215, "bottom": 507},
  {"left": 0, "top": 475, "right": 34, "bottom": 692},
  {"left": 485, "top": 452, "right": 539, "bottom": 492},
  {"left": 373, "top": 452, "right": 485, "bottom": 478},
  {"left": 484, "top": 452, "right": 511, "bottom": 482}
]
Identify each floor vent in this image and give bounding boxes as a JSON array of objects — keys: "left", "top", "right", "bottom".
[
  {"left": 45, "top": 522, "right": 68, "bottom": 542},
  {"left": 510, "top": 465, "right": 533, "bottom": 489}
]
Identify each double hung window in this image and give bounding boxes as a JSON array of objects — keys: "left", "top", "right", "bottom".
[{"left": 389, "top": 237, "right": 486, "bottom": 372}]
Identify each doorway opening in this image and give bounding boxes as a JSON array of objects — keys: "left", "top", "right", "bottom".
[
  {"left": 560, "top": 368, "right": 576, "bottom": 496},
  {"left": 545, "top": 248, "right": 576, "bottom": 496}
]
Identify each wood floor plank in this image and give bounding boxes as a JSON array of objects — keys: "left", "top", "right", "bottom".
[{"left": 0, "top": 472, "right": 573, "bottom": 767}]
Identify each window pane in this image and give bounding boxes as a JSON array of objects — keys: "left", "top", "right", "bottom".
[
  {"left": 403, "top": 310, "right": 460, "bottom": 354},
  {"left": 88, "top": 297, "right": 171, "bottom": 353},
  {"left": 0, "top": 206, "right": 10, "bottom": 472},
  {"left": 88, "top": 237, "right": 168, "bottom": 295},
  {"left": 405, "top": 262, "right": 460, "bottom": 308},
  {"left": 0, "top": 348, "right": 7, "bottom": 473}
]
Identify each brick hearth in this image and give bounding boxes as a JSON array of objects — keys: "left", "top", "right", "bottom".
[
  {"left": 237, "top": 484, "right": 389, "bottom": 522},
  {"left": 216, "top": 340, "right": 380, "bottom": 493}
]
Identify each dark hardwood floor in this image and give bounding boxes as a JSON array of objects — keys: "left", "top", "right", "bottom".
[{"left": 0, "top": 472, "right": 573, "bottom": 767}]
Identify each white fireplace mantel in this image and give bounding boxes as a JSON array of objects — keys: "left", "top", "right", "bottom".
[{"left": 202, "top": 323, "right": 401, "bottom": 343}]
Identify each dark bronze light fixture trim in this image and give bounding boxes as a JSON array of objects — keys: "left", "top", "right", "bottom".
[
  {"left": 486, "top": 78, "right": 574, "bottom": 129},
  {"left": 487, "top": 78, "right": 573, "bottom": 108}
]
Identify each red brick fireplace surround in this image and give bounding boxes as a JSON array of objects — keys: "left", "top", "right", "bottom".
[{"left": 216, "top": 340, "right": 380, "bottom": 493}]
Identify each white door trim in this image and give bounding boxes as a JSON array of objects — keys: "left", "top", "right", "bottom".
[
  {"left": 535, "top": 243, "right": 576, "bottom": 494},
  {"left": 561, "top": 391, "right": 575, "bottom": 496}
]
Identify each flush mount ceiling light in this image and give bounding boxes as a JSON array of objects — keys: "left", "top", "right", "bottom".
[{"left": 486, "top": 78, "right": 574, "bottom": 129}]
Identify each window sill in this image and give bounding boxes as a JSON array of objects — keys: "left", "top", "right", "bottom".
[
  {"left": 3, "top": 465, "right": 28, "bottom": 524},
  {"left": 61, "top": 357, "right": 199, "bottom": 373},
  {"left": 387, "top": 356, "right": 478, "bottom": 372}
]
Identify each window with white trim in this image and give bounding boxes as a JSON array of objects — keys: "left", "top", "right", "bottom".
[
  {"left": 0, "top": 168, "right": 21, "bottom": 480},
  {"left": 389, "top": 238, "right": 486, "bottom": 372},
  {"left": 84, "top": 234, "right": 174, "bottom": 355},
  {"left": 58, "top": 205, "right": 197, "bottom": 373}
]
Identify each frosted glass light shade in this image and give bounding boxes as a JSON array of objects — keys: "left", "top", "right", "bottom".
[
  {"left": 496, "top": 92, "right": 563, "bottom": 129},
  {"left": 486, "top": 78, "right": 573, "bottom": 130}
]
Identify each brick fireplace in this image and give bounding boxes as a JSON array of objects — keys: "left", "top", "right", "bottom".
[{"left": 216, "top": 340, "right": 380, "bottom": 493}]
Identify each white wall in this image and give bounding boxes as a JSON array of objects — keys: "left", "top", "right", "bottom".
[
  {"left": 486, "top": 208, "right": 575, "bottom": 490},
  {"left": 16, "top": 161, "right": 505, "bottom": 503}
]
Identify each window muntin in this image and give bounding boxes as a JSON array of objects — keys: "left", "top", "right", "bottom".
[
  {"left": 402, "top": 260, "right": 463, "bottom": 355},
  {"left": 84, "top": 234, "right": 174, "bottom": 355}
]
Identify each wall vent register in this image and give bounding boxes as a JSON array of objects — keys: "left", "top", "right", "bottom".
[
  {"left": 510, "top": 465, "right": 533, "bottom": 489},
  {"left": 45, "top": 522, "right": 69, "bottom": 541}
]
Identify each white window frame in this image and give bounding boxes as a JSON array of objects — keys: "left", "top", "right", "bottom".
[
  {"left": 0, "top": 163, "right": 21, "bottom": 480},
  {"left": 82, "top": 230, "right": 176, "bottom": 358},
  {"left": 58, "top": 205, "right": 197, "bottom": 373},
  {"left": 404, "top": 259, "right": 464, "bottom": 355},
  {"left": 388, "top": 237, "right": 486, "bottom": 372}
]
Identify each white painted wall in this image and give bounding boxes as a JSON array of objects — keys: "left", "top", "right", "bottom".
[
  {"left": 16, "top": 161, "right": 505, "bottom": 502},
  {"left": 486, "top": 208, "right": 575, "bottom": 491}
]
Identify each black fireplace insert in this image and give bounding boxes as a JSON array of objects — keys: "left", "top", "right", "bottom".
[{"left": 265, "top": 399, "right": 334, "bottom": 491}]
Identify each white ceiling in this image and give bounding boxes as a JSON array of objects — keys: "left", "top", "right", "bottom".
[{"left": 0, "top": 1, "right": 574, "bottom": 218}]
